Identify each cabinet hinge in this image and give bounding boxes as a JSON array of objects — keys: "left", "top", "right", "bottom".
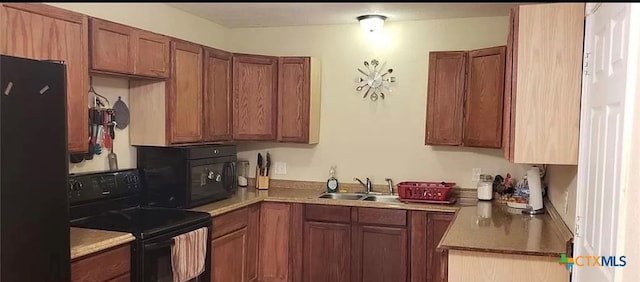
[
  {"left": 583, "top": 52, "right": 591, "bottom": 76},
  {"left": 575, "top": 216, "right": 582, "bottom": 238}
]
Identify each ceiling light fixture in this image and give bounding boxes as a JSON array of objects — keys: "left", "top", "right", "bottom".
[{"left": 357, "top": 14, "right": 387, "bottom": 33}]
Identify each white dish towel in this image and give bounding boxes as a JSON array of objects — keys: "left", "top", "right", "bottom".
[{"left": 171, "top": 227, "right": 208, "bottom": 282}]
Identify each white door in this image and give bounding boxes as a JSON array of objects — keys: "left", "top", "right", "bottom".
[{"left": 574, "top": 3, "right": 631, "bottom": 282}]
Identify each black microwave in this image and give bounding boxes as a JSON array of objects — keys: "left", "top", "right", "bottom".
[{"left": 137, "top": 145, "right": 237, "bottom": 208}]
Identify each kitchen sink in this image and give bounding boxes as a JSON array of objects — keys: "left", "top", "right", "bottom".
[
  {"left": 361, "top": 195, "right": 401, "bottom": 203},
  {"left": 317, "top": 193, "right": 366, "bottom": 200}
]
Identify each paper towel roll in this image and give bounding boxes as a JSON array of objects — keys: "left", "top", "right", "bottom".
[{"left": 527, "top": 167, "right": 544, "bottom": 211}]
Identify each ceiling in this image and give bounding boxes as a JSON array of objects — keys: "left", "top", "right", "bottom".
[{"left": 167, "top": 3, "right": 520, "bottom": 28}]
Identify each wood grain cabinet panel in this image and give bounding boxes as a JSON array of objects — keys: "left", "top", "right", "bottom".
[
  {"left": 233, "top": 54, "right": 278, "bottom": 141},
  {"left": 353, "top": 225, "right": 408, "bottom": 282},
  {"left": 277, "top": 57, "right": 321, "bottom": 144},
  {"left": 133, "top": 29, "right": 169, "bottom": 78},
  {"left": 71, "top": 245, "right": 131, "bottom": 282},
  {"left": 212, "top": 227, "right": 248, "bottom": 282},
  {"left": 204, "top": 47, "right": 233, "bottom": 142},
  {"left": 425, "top": 52, "right": 466, "bottom": 146},
  {"left": 427, "top": 213, "right": 453, "bottom": 282},
  {"left": 0, "top": 3, "right": 89, "bottom": 153},
  {"left": 258, "top": 202, "right": 291, "bottom": 282},
  {"left": 169, "top": 40, "right": 203, "bottom": 144},
  {"left": 425, "top": 47, "right": 507, "bottom": 149},
  {"left": 505, "top": 3, "right": 584, "bottom": 164},
  {"left": 246, "top": 204, "right": 260, "bottom": 282},
  {"left": 89, "top": 17, "right": 169, "bottom": 79},
  {"left": 89, "top": 18, "right": 133, "bottom": 74},
  {"left": 463, "top": 46, "right": 506, "bottom": 148},
  {"left": 303, "top": 221, "right": 351, "bottom": 282}
]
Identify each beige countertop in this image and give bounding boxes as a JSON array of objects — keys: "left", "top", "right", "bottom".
[
  {"left": 191, "top": 186, "right": 475, "bottom": 216},
  {"left": 70, "top": 227, "right": 135, "bottom": 260},
  {"left": 70, "top": 179, "right": 572, "bottom": 260},
  {"left": 438, "top": 200, "right": 572, "bottom": 257}
]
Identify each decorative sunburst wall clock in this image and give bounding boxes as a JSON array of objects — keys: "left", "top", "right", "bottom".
[{"left": 355, "top": 59, "right": 396, "bottom": 101}]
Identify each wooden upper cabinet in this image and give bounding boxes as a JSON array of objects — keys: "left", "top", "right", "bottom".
[
  {"left": 425, "top": 52, "right": 466, "bottom": 146},
  {"left": 89, "top": 18, "right": 133, "bottom": 74},
  {"left": 504, "top": 3, "right": 584, "bottom": 164},
  {"left": 168, "top": 40, "right": 203, "bottom": 144},
  {"left": 0, "top": 3, "right": 89, "bottom": 153},
  {"left": 203, "top": 47, "right": 233, "bottom": 142},
  {"left": 89, "top": 17, "right": 169, "bottom": 79},
  {"left": 233, "top": 54, "right": 278, "bottom": 141},
  {"left": 133, "top": 29, "right": 169, "bottom": 78},
  {"left": 277, "top": 57, "right": 321, "bottom": 144},
  {"left": 463, "top": 46, "right": 506, "bottom": 148}
]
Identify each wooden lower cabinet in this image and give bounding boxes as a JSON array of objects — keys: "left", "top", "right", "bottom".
[
  {"left": 71, "top": 244, "right": 131, "bottom": 282},
  {"left": 428, "top": 213, "right": 454, "bottom": 282},
  {"left": 353, "top": 225, "right": 408, "bottom": 282},
  {"left": 213, "top": 227, "right": 248, "bottom": 282},
  {"left": 303, "top": 221, "right": 351, "bottom": 282},
  {"left": 257, "top": 203, "right": 455, "bottom": 282},
  {"left": 211, "top": 204, "right": 259, "bottom": 282},
  {"left": 258, "top": 202, "right": 292, "bottom": 282}
]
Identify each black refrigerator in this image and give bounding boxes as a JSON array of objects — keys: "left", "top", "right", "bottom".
[{"left": 0, "top": 55, "right": 70, "bottom": 281}]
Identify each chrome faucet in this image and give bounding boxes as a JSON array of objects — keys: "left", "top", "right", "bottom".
[
  {"left": 385, "top": 178, "right": 394, "bottom": 195},
  {"left": 354, "top": 177, "right": 373, "bottom": 194}
]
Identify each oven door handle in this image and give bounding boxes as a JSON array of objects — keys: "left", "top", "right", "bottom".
[{"left": 144, "top": 239, "right": 174, "bottom": 251}]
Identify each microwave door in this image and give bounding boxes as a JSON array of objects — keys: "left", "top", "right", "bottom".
[
  {"left": 190, "top": 164, "right": 229, "bottom": 205},
  {"left": 222, "top": 161, "right": 237, "bottom": 192}
]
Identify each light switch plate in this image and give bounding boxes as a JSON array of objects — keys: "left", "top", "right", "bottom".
[
  {"left": 472, "top": 168, "right": 482, "bottom": 182},
  {"left": 274, "top": 162, "right": 287, "bottom": 175}
]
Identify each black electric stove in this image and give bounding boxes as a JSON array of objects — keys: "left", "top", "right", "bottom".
[
  {"left": 69, "top": 169, "right": 211, "bottom": 282},
  {"left": 71, "top": 206, "right": 211, "bottom": 239}
]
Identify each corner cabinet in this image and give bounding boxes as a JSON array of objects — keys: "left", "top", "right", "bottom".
[
  {"left": 277, "top": 57, "right": 321, "bottom": 144},
  {"left": 233, "top": 54, "right": 279, "bottom": 141},
  {"left": 0, "top": 3, "right": 89, "bottom": 153},
  {"left": 425, "top": 46, "right": 506, "bottom": 148},
  {"left": 503, "top": 3, "right": 584, "bottom": 164}
]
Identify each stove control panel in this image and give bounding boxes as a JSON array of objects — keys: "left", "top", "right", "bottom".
[{"left": 68, "top": 169, "right": 142, "bottom": 204}]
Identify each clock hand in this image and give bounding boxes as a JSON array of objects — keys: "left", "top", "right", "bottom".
[{"left": 357, "top": 68, "right": 369, "bottom": 77}]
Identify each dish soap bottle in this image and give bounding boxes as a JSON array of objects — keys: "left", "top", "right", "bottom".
[{"left": 327, "top": 166, "right": 339, "bottom": 193}]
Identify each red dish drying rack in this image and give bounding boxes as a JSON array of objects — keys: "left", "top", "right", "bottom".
[{"left": 397, "top": 181, "right": 456, "bottom": 203}]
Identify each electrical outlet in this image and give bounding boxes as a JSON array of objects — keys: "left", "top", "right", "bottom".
[
  {"left": 472, "top": 168, "right": 482, "bottom": 182},
  {"left": 564, "top": 191, "right": 569, "bottom": 215},
  {"left": 274, "top": 162, "right": 287, "bottom": 175}
]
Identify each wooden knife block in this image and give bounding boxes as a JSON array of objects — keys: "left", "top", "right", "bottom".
[{"left": 256, "top": 171, "right": 270, "bottom": 190}]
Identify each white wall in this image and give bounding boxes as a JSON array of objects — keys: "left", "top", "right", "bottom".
[
  {"left": 69, "top": 77, "right": 136, "bottom": 173},
  {"left": 546, "top": 165, "right": 577, "bottom": 232},
  {"left": 230, "top": 17, "right": 530, "bottom": 188}
]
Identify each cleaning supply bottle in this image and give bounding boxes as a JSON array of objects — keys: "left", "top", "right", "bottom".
[{"left": 327, "top": 166, "right": 339, "bottom": 193}]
